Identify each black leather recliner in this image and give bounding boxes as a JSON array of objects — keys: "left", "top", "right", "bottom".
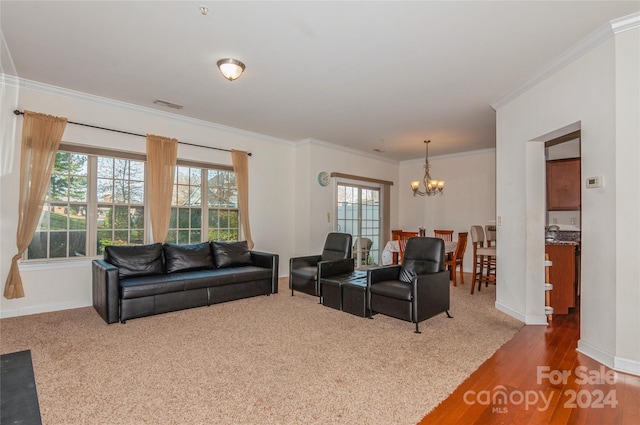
[
  {"left": 367, "top": 237, "right": 451, "bottom": 333},
  {"left": 289, "top": 232, "right": 353, "bottom": 297}
]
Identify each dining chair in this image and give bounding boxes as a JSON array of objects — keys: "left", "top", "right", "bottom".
[
  {"left": 433, "top": 229, "right": 454, "bottom": 241},
  {"left": 352, "top": 237, "right": 373, "bottom": 266},
  {"left": 470, "top": 225, "right": 496, "bottom": 294},
  {"left": 444, "top": 232, "right": 468, "bottom": 286},
  {"left": 392, "top": 230, "right": 419, "bottom": 264}
]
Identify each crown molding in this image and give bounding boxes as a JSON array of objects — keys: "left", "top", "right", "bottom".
[
  {"left": 491, "top": 12, "right": 640, "bottom": 111},
  {"left": 400, "top": 147, "right": 496, "bottom": 165},
  {"left": 2, "top": 74, "right": 295, "bottom": 147},
  {"left": 611, "top": 11, "right": 640, "bottom": 34},
  {"left": 1, "top": 73, "right": 19, "bottom": 87}
]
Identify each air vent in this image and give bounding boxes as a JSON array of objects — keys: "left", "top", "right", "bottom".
[{"left": 153, "top": 99, "right": 184, "bottom": 110}]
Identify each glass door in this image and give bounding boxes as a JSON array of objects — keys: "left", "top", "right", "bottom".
[{"left": 336, "top": 183, "right": 380, "bottom": 267}]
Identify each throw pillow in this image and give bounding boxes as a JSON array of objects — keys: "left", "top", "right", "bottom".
[
  {"left": 211, "top": 241, "right": 252, "bottom": 268},
  {"left": 104, "top": 243, "right": 164, "bottom": 279},
  {"left": 164, "top": 242, "right": 214, "bottom": 273}
]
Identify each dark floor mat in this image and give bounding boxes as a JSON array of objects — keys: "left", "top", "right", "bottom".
[{"left": 1, "top": 350, "right": 42, "bottom": 425}]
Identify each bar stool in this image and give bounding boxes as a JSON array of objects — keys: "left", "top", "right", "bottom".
[
  {"left": 484, "top": 225, "right": 497, "bottom": 281},
  {"left": 485, "top": 225, "right": 496, "bottom": 247},
  {"left": 470, "top": 225, "right": 496, "bottom": 294}
]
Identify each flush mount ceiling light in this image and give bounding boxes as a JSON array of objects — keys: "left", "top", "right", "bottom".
[
  {"left": 410, "top": 140, "right": 445, "bottom": 196},
  {"left": 217, "top": 58, "right": 245, "bottom": 81}
]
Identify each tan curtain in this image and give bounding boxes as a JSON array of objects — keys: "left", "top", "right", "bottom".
[
  {"left": 4, "top": 111, "right": 67, "bottom": 299},
  {"left": 146, "top": 134, "right": 178, "bottom": 243},
  {"left": 231, "top": 150, "right": 253, "bottom": 249}
]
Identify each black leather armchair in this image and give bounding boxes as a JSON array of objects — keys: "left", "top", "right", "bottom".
[
  {"left": 289, "top": 232, "right": 353, "bottom": 297},
  {"left": 367, "top": 237, "right": 451, "bottom": 333}
]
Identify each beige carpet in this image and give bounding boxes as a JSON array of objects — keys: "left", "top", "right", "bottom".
[{"left": 0, "top": 277, "right": 522, "bottom": 425}]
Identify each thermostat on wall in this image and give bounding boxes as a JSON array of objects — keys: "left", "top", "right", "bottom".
[{"left": 586, "top": 176, "right": 602, "bottom": 188}]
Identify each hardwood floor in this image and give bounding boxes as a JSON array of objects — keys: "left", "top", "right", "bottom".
[{"left": 419, "top": 300, "right": 640, "bottom": 424}]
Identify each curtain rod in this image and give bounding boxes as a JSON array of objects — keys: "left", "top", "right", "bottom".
[{"left": 13, "top": 109, "right": 251, "bottom": 156}]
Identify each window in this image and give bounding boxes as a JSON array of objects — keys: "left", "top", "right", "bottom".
[
  {"left": 168, "top": 166, "right": 202, "bottom": 244},
  {"left": 336, "top": 183, "right": 380, "bottom": 267},
  {"left": 96, "top": 157, "right": 146, "bottom": 254},
  {"left": 26, "top": 147, "right": 238, "bottom": 261},
  {"left": 166, "top": 167, "right": 238, "bottom": 244},
  {"left": 28, "top": 152, "right": 88, "bottom": 259},
  {"left": 206, "top": 169, "right": 238, "bottom": 241}
]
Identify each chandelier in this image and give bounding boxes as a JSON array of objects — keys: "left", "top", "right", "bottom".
[{"left": 410, "top": 140, "right": 445, "bottom": 196}]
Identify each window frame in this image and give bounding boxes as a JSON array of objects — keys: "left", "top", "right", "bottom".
[
  {"left": 165, "top": 164, "right": 238, "bottom": 245},
  {"left": 22, "top": 143, "right": 238, "bottom": 263}
]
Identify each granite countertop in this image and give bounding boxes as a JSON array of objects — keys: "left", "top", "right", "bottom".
[
  {"left": 545, "top": 240, "right": 579, "bottom": 246},
  {"left": 545, "top": 230, "right": 580, "bottom": 246}
]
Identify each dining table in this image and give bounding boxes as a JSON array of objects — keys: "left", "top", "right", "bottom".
[{"left": 381, "top": 239, "right": 457, "bottom": 266}]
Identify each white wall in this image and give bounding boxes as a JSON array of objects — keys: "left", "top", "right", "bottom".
[
  {"left": 613, "top": 27, "right": 640, "bottom": 373},
  {"left": 399, "top": 149, "right": 496, "bottom": 273},
  {"left": 0, "top": 79, "right": 296, "bottom": 317},
  {"left": 0, "top": 79, "right": 403, "bottom": 318},
  {"left": 495, "top": 27, "right": 639, "bottom": 375},
  {"left": 294, "top": 139, "right": 400, "bottom": 256}
]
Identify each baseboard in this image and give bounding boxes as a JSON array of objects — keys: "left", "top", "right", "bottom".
[
  {"left": 614, "top": 356, "right": 640, "bottom": 376},
  {"left": 494, "top": 301, "right": 522, "bottom": 321},
  {"left": 578, "top": 340, "right": 640, "bottom": 376},
  {"left": 494, "top": 301, "right": 547, "bottom": 325},
  {"left": 524, "top": 314, "right": 549, "bottom": 325},
  {"left": 0, "top": 300, "right": 91, "bottom": 319},
  {"left": 577, "top": 340, "right": 615, "bottom": 369}
]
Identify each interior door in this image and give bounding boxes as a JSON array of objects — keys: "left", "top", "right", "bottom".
[{"left": 336, "top": 183, "right": 380, "bottom": 267}]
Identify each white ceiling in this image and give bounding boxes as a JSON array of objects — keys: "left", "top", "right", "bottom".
[{"left": 2, "top": 1, "right": 638, "bottom": 161}]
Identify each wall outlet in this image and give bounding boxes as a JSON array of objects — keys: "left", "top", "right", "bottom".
[
  {"left": 571, "top": 217, "right": 577, "bottom": 225},
  {"left": 553, "top": 218, "right": 558, "bottom": 224}
]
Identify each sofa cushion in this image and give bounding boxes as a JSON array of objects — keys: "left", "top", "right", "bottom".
[
  {"left": 212, "top": 241, "right": 252, "bottom": 268},
  {"left": 399, "top": 259, "right": 439, "bottom": 283},
  {"left": 369, "top": 280, "right": 412, "bottom": 301},
  {"left": 398, "top": 238, "right": 443, "bottom": 283},
  {"left": 290, "top": 266, "right": 317, "bottom": 280},
  {"left": 164, "top": 242, "right": 214, "bottom": 273},
  {"left": 119, "top": 274, "right": 186, "bottom": 299},
  {"left": 104, "top": 243, "right": 164, "bottom": 279},
  {"left": 180, "top": 266, "right": 274, "bottom": 290}
]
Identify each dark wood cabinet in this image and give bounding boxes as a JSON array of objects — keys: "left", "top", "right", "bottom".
[
  {"left": 545, "top": 243, "right": 576, "bottom": 314},
  {"left": 546, "top": 158, "right": 581, "bottom": 210}
]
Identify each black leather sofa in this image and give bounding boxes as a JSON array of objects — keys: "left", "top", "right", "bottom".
[{"left": 92, "top": 241, "right": 279, "bottom": 324}]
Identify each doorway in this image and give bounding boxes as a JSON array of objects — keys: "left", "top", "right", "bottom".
[
  {"left": 336, "top": 183, "right": 380, "bottom": 267},
  {"left": 544, "top": 131, "right": 581, "bottom": 317}
]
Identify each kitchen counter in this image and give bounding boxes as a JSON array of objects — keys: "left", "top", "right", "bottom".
[{"left": 545, "top": 240, "right": 579, "bottom": 246}]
